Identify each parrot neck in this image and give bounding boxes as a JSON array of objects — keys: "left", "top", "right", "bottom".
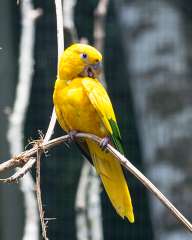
[
  {"left": 54, "top": 78, "right": 68, "bottom": 89},
  {"left": 58, "top": 59, "right": 80, "bottom": 81},
  {"left": 57, "top": 63, "right": 75, "bottom": 83}
]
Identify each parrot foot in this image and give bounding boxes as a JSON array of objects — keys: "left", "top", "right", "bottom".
[
  {"left": 68, "top": 130, "right": 78, "bottom": 142},
  {"left": 100, "top": 136, "right": 110, "bottom": 151}
]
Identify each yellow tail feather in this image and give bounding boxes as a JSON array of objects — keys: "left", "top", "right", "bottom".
[{"left": 87, "top": 140, "right": 134, "bottom": 223}]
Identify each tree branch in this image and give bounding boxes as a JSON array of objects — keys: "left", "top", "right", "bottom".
[
  {"left": 0, "top": 132, "right": 192, "bottom": 233},
  {"left": 6, "top": 0, "right": 41, "bottom": 239},
  {"left": 32, "top": 1, "right": 64, "bottom": 238},
  {"left": 36, "top": 146, "right": 48, "bottom": 240},
  {"left": 0, "top": 158, "right": 36, "bottom": 183}
]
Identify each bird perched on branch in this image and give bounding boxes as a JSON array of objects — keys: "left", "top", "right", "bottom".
[{"left": 53, "top": 43, "right": 134, "bottom": 222}]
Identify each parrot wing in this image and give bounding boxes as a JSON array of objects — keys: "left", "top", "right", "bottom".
[
  {"left": 82, "top": 78, "right": 134, "bottom": 222},
  {"left": 82, "top": 78, "right": 124, "bottom": 154}
]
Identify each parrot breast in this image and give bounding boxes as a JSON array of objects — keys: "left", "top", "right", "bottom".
[{"left": 53, "top": 77, "right": 107, "bottom": 137}]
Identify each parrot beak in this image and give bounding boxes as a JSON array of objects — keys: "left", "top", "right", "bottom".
[
  {"left": 80, "top": 61, "right": 102, "bottom": 78},
  {"left": 86, "top": 61, "right": 102, "bottom": 78},
  {"left": 92, "top": 61, "right": 102, "bottom": 72}
]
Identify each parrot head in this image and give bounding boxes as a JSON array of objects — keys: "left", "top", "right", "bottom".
[{"left": 59, "top": 43, "right": 102, "bottom": 80}]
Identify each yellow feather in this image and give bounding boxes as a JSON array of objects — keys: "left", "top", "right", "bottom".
[
  {"left": 87, "top": 140, "right": 134, "bottom": 222},
  {"left": 53, "top": 43, "right": 135, "bottom": 222}
]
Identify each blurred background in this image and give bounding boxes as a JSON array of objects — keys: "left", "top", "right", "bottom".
[{"left": 0, "top": 0, "right": 192, "bottom": 239}]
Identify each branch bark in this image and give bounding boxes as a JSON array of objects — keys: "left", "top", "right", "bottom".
[
  {"left": 43, "top": 0, "right": 64, "bottom": 144},
  {"left": 75, "top": 159, "right": 91, "bottom": 240},
  {"left": 15, "top": 0, "right": 64, "bottom": 238},
  {"left": 33, "top": 1, "right": 64, "bottom": 239},
  {"left": 36, "top": 147, "right": 48, "bottom": 240},
  {"left": 1, "top": 132, "right": 192, "bottom": 233}
]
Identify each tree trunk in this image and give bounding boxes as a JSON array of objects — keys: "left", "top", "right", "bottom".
[
  {"left": 0, "top": 1, "right": 23, "bottom": 240},
  {"left": 116, "top": 1, "right": 192, "bottom": 239}
]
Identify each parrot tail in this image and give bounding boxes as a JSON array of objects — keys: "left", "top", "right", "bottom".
[{"left": 86, "top": 140, "right": 134, "bottom": 223}]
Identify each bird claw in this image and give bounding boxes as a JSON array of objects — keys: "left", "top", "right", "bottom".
[
  {"left": 68, "top": 130, "right": 78, "bottom": 142},
  {"left": 100, "top": 136, "right": 110, "bottom": 151}
]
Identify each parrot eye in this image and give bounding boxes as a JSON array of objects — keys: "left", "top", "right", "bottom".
[{"left": 81, "top": 53, "right": 88, "bottom": 59}]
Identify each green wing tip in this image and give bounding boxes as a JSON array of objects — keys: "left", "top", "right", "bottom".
[
  {"left": 108, "top": 118, "right": 134, "bottom": 223},
  {"left": 109, "top": 118, "right": 125, "bottom": 155}
]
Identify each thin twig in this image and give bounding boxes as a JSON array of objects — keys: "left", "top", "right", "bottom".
[
  {"left": 77, "top": 133, "right": 192, "bottom": 233},
  {"left": 0, "top": 158, "right": 36, "bottom": 183},
  {"left": 42, "top": 0, "right": 64, "bottom": 144},
  {"left": 0, "top": 158, "right": 23, "bottom": 172},
  {"left": 55, "top": 0, "right": 64, "bottom": 73},
  {"left": 75, "top": 159, "right": 90, "bottom": 240},
  {"left": 34, "top": 1, "right": 64, "bottom": 238},
  {"left": 43, "top": 108, "right": 57, "bottom": 143},
  {"left": 0, "top": 135, "right": 70, "bottom": 175},
  {"left": 36, "top": 145, "right": 48, "bottom": 240},
  {"left": 0, "top": 133, "right": 191, "bottom": 233}
]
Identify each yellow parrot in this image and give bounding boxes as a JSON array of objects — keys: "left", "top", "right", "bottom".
[{"left": 53, "top": 43, "right": 134, "bottom": 222}]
